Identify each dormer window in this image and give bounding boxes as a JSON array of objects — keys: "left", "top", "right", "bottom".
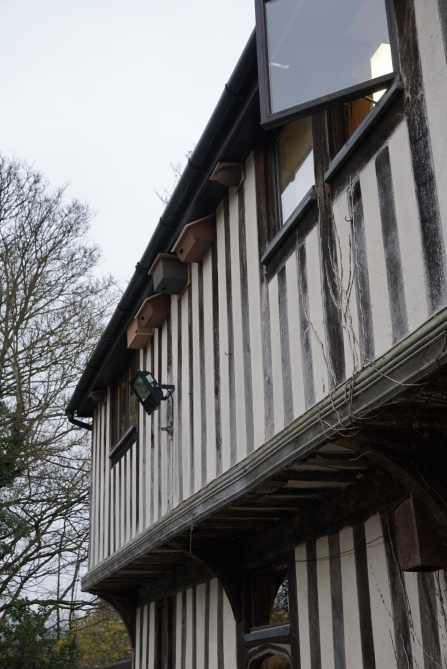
[{"left": 256, "top": 0, "right": 397, "bottom": 126}]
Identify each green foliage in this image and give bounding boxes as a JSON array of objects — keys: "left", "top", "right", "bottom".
[
  {"left": 0, "top": 606, "right": 79, "bottom": 669},
  {"left": 73, "top": 604, "right": 132, "bottom": 668},
  {"left": 0, "top": 401, "right": 24, "bottom": 489},
  {"left": 0, "top": 402, "right": 27, "bottom": 559}
]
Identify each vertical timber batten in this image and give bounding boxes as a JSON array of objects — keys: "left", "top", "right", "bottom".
[
  {"left": 394, "top": 0, "right": 447, "bottom": 314},
  {"left": 312, "top": 112, "right": 346, "bottom": 389}
]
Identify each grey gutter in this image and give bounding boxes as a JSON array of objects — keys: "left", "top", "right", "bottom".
[{"left": 66, "top": 29, "right": 257, "bottom": 427}]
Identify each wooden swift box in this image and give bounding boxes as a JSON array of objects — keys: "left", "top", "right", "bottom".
[
  {"left": 136, "top": 293, "right": 171, "bottom": 329},
  {"left": 148, "top": 253, "right": 188, "bottom": 295},
  {"left": 394, "top": 496, "right": 447, "bottom": 572},
  {"left": 126, "top": 317, "right": 154, "bottom": 350},
  {"left": 172, "top": 215, "right": 216, "bottom": 263}
]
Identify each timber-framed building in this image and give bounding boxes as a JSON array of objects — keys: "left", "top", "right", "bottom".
[{"left": 67, "top": 0, "right": 447, "bottom": 667}]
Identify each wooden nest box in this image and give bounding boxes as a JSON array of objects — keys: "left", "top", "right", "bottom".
[
  {"left": 126, "top": 317, "right": 154, "bottom": 350},
  {"left": 172, "top": 215, "right": 216, "bottom": 263},
  {"left": 148, "top": 254, "right": 189, "bottom": 295},
  {"left": 394, "top": 495, "right": 447, "bottom": 572},
  {"left": 135, "top": 293, "right": 171, "bottom": 329}
]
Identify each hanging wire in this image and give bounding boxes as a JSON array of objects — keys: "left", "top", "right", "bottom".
[{"left": 295, "top": 534, "right": 383, "bottom": 563}]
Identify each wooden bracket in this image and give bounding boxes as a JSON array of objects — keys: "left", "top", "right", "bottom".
[
  {"left": 98, "top": 592, "right": 138, "bottom": 648},
  {"left": 177, "top": 541, "right": 243, "bottom": 621},
  {"left": 352, "top": 442, "right": 447, "bottom": 546}
]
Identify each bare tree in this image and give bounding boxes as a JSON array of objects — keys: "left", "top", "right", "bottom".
[
  {"left": 0, "top": 155, "right": 116, "bottom": 627},
  {"left": 154, "top": 148, "right": 195, "bottom": 206}
]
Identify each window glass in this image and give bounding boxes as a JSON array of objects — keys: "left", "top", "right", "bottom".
[
  {"left": 269, "top": 573, "right": 289, "bottom": 624},
  {"left": 265, "top": 0, "right": 393, "bottom": 114},
  {"left": 276, "top": 117, "right": 314, "bottom": 224},
  {"left": 117, "top": 376, "right": 127, "bottom": 439},
  {"left": 251, "top": 565, "right": 290, "bottom": 628},
  {"left": 128, "top": 356, "right": 139, "bottom": 427},
  {"left": 114, "top": 353, "right": 139, "bottom": 442}
]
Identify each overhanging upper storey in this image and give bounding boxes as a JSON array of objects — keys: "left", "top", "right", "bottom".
[
  {"left": 255, "top": 0, "right": 400, "bottom": 128},
  {"left": 74, "top": 0, "right": 447, "bottom": 618}
]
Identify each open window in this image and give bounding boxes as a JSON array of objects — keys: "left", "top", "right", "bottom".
[
  {"left": 255, "top": 0, "right": 398, "bottom": 127},
  {"left": 250, "top": 564, "right": 290, "bottom": 630},
  {"left": 258, "top": 116, "right": 317, "bottom": 266},
  {"left": 275, "top": 116, "right": 314, "bottom": 226}
]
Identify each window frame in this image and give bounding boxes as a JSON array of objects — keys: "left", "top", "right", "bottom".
[
  {"left": 258, "top": 75, "right": 404, "bottom": 271},
  {"left": 254, "top": 0, "right": 401, "bottom": 129},
  {"left": 111, "top": 351, "right": 139, "bottom": 450},
  {"left": 257, "top": 117, "right": 318, "bottom": 265},
  {"left": 246, "top": 560, "right": 290, "bottom": 633}
]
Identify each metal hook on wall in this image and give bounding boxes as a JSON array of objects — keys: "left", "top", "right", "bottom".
[{"left": 160, "top": 422, "right": 173, "bottom": 437}]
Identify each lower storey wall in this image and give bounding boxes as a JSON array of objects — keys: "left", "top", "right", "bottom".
[
  {"left": 295, "top": 514, "right": 447, "bottom": 669},
  {"left": 135, "top": 579, "right": 236, "bottom": 669},
  {"left": 134, "top": 515, "right": 447, "bottom": 669}
]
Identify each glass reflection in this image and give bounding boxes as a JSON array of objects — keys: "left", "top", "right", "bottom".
[
  {"left": 265, "top": 0, "right": 393, "bottom": 114},
  {"left": 276, "top": 117, "right": 314, "bottom": 224},
  {"left": 132, "top": 375, "right": 150, "bottom": 403},
  {"left": 269, "top": 574, "right": 289, "bottom": 624},
  {"left": 259, "top": 656, "right": 291, "bottom": 669}
]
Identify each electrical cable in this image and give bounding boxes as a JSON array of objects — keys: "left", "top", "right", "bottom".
[{"left": 294, "top": 534, "right": 384, "bottom": 563}]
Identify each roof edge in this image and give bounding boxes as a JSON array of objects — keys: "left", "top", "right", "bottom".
[{"left": 66, "top": 29, "right": 257, "bottom": 421}]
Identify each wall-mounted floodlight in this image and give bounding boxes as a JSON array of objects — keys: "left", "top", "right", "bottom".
[{"left": 130, "top": 370, "right": 175, "bottom": 416}]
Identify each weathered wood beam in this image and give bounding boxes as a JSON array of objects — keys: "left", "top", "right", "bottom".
[
  {"left": 273, "top": 469, "right": 362, "bottom": 482},
  {"left": 99, "top": 592, "right": 138, "bottom": 648},
  {"left": 293, "top": 457, "right": 373, "bottom": 469},
  {"left": 82, "top": 313, "right": 447, "bottom": 592},
  {"left": 270, "top": 486, "right": 348, "bottom": 496},
  {"left": 241, "top": 472, "right": 403, "bottom": 569},
  {"left": 352, "top": 443, "right": 447, "bottom": 544}
]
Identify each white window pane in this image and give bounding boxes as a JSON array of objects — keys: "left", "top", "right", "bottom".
[{"left": 276, "top": 117, "right": 314, "bottom": 223}]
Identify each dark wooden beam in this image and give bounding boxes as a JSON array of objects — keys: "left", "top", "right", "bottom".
[
  {"left": 293, "top": 457, "right": 372, "bottom": 469},
  {"left": 352, "top": 443, "right": 447, "bottom": 544},
  {"left": 99, "top": 592, "right": 138, "bottom": 649},
  {"left": 178, "top": 541, "right": 243, "bottom": 622},
  {"left": 269, "top": 487, "right": 348, "bottom": 497},
  {"left": 241, "top": 471, "right": 404, "bottom": 569},
  {"left": 82, "top": 316, "right": 447, "bottom": 593},
  {"left": 273, "top": 469, "right": 362, "bottom": 482}
]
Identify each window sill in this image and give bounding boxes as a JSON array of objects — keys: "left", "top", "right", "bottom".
[
  {"left": 244, "top": 623, "right": 290, "bottom": 644},
  {"left": 109, "top": 424, "right": 137, "bottom": 466},
  {"left": 261, "top": 187, "right": 317, "bottom": 265},
  {"left": 324, "top": 76, "right": 404, "bottom": 184}
]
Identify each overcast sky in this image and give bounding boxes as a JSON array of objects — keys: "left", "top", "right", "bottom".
[{"left": 0, "top": 0, "right": 255, "bottom": 285}]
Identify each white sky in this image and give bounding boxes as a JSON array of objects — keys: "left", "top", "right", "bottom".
[{"left": 0, "top": 0, "right": 255, "bottom": 286}]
